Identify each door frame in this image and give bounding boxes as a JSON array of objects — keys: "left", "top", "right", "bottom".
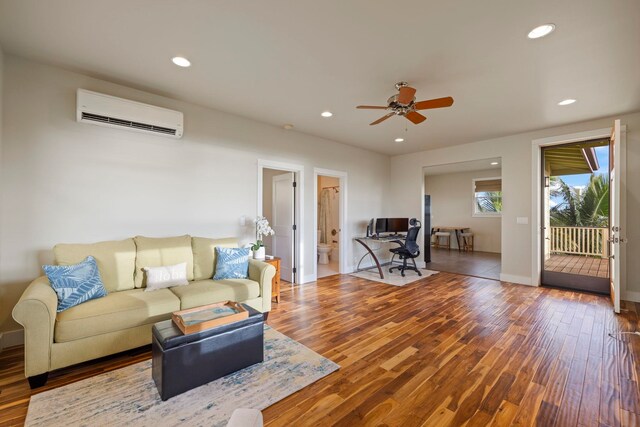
[
  {"left": 313, "top": 168, "right": 348, "bottom": 279},
  {"left": 257, "top": 159, "right": 304, "bottom": 284},
  {"left": 530, "top": 125, "right": 627, "bottom": 290}
]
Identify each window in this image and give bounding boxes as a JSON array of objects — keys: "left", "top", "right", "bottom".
[{"left": 473, "top": 178, "right": 502, "bottom": 216}]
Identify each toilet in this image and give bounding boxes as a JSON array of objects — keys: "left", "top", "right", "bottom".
[{"left": 317, "top": 230, "right": 332, "bottom": 264}]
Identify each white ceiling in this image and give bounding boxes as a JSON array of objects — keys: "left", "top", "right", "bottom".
[
  {"left": 0, "top": 0, "right": 638, "bottom": 155},
  {"left": 423, "top": 158, "right": 501, "bottom": 176}
]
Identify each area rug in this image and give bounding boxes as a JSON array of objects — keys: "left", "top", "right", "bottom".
[
  {"left": 351, "top": 268, "right": 438, "bottom": 286},
  {"left": 26, "top": 326, "right": 339, "bottom": 427}
]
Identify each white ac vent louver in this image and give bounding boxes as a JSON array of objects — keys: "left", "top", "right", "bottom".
[{"left": 77, "top": 89, "right": 183, "bottom": 138}]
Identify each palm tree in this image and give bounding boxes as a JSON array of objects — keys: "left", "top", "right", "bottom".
[
  {"left": 476, "top": 191, "right": 502, "bottom": 213},
  {"left": 550, "top": 174, "right": 609, "bottom": 227}
]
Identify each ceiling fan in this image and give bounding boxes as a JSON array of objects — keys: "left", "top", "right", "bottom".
[{"left": 356, "top": 82, "right": 454, "bottom": 126}]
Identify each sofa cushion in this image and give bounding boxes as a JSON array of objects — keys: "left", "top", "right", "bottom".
[
  {"left": 54, "top": 288, "right": 180, "bottom": 343},
  {"left": 134, "top": 235, "right": 194, "bottom": 288},
  {"left": 43, "top": 256, "right": 107, "bottom": 312},
  {"left": 54, "top": 238, "right": 136, "bottom": 292},
  {"left": 192, "top": 237, "right": 238, "bottom": 280},
  {"left": 170, "top": 279, "right": 260, "bottom": 310}
]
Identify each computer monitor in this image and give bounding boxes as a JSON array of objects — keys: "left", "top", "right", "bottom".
[
  {"left": 375, "top": 218, "right": 387, "bottom": 234},
  {"left": 387, "top": 218, "right": 409, "bottom": 233}
]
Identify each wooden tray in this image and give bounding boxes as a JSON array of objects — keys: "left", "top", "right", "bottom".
[{"left": 171, "top": 301, "right": 248, "bottom": 335}]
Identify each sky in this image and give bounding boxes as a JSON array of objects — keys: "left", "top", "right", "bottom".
[{"left": 560, "top": 146, "right": 609, "bottom": 187}]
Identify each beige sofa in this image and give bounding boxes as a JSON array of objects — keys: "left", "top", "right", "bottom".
[{"left": 12, "top": 235, "right": 276, "bottom": 388}]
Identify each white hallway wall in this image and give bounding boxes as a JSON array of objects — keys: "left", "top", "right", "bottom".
[
  {"left": 0, "top": 55, "right": 390, "bottom": 333},
  {"left": 390, "top": 111, "right": 640, "bottom": 299},
  {"left": 425, "top": 168, "right": 502, "bottom": 253}
]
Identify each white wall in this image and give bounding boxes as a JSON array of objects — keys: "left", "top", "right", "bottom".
[
  {"left": 390, "top": 111, "right": 640, "bottom": 298},
  {"left": 0, "top": 55, "right": 390, "bottom": 332},
  {"left": 425, "top": 169, "right": 501, "bottom": 253}
]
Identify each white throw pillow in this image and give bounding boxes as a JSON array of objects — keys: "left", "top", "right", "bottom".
[{"left": 143, "top": 262, "right": 189, "bottom": 291}]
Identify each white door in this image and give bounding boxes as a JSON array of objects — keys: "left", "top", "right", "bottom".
[
  {"left": 272, "top": 173, "right": 295, "bottom": 282},
  {"left": 609, "top": 120, "right": 622, "bottom": 313}
]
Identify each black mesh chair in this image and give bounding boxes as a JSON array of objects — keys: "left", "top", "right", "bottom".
[{"left": 389, "top": 219, "right": 422, "bottom": 277}]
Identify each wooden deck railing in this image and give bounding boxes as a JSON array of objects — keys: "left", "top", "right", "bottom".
[{"left": 549, "top": 226, "right": 609, "bottom": 258}]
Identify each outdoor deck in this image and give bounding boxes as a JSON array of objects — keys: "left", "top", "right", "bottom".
[{"left": 545, "top": 254, "right": 609, "bottom": 278}]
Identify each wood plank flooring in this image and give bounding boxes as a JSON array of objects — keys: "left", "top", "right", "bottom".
[
  {"left": 1, "top": 272, "right": 639, "bottom": 426},
  {"left": 545, "top": 254, "right": 610, "bottom": 278},
  {"left": 427, "top": 248, "right": 501, "bottom": 281}
]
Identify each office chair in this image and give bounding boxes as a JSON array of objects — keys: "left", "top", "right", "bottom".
[{"left": 389, "top": 218, "right": 422, "bottom": 277}]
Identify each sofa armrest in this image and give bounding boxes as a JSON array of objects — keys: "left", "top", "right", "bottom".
[
  {"left": 12, "top": 276, "right": 58, "bottom": 377},
  {"left": 248, "top": 259, "right": 275, "bottom": 313}
]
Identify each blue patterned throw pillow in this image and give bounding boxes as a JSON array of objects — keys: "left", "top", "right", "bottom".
[
  {"left": 43, "top": 256, "right": 107, "bottom": 312},
  {"left": 213, "top": 247, "right": 250, "bottom": 280}
]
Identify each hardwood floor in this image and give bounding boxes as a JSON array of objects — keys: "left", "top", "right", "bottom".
[
  {"left": 427, "top": 248, "right": 501, "bottom": 280},
  {"left": 545, "top": 254, "right": 610, "bottom": 278},
  {"left": 1, "top": 272, "right": 639, "bottom": 426}
]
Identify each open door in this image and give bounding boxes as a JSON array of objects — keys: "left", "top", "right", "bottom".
[
  {"left": 272, "top": 173, "right": 295, "bottom": 282},
  {"left": 609, "top": 119, "right": 621, "bottom": 313}
]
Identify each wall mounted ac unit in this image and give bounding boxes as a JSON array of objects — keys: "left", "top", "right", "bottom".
[{"left": 76, "top": 89, "right": 183, "bottom": 138}]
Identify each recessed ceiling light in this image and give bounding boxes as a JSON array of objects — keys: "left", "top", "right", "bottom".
[
  {"left": 491, "top": 162, "right": 499, "bottom": 165},
  {"left": 321, "top": 111, "right": 333, "bottom": 118},
  {"left": 558, "top": 99, "right": 576, "bottom": 106},
  {"left": 527, "top": 24, "right": 555, "bottom": 39},
  {"left": 171, "top": 56, "right": 191, "bottom": 67},
  {"left": 283, "top": 124, "right": 294, "bottom": 130},
  {"left": 394, "top": 138, "right": 405, "bottom": 143}
]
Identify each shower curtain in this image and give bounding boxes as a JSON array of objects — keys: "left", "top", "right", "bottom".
[{"left": 319, "top": 188, "right": 332, "bottom": 244}]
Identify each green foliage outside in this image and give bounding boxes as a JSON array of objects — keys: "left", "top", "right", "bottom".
[{"left": 550, "top": 174, "right": 609, "bottom": 227}]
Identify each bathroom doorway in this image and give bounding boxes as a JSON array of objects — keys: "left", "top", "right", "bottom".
[{"left": 314, "top": 168, "right": 347, "bottom": 279}]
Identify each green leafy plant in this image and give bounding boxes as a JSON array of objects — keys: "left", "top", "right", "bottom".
[
  {"left": 475, "top": 191, "right": 503, "bottom": 213},
  {"left": 550, "top": 174, "right": 609, "bottom": 227}
]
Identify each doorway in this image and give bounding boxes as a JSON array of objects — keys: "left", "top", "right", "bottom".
[
  {"left": 423, "top": 158, "right": 502, "bottom": 280},
  {"left": 314, "top": 168, "right": 347, "bottom": 279},
  {"left": 532, "top": 120, "right": 625, "bottom": 313},
  {"left": 259, "top": 161, "right": 302, "bottom": 284},
  {"left": 540, "top": 139, "right": 610, "bottom": 293}
]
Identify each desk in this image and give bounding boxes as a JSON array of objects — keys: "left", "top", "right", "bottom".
[
  {"left": 431, "top": 226, "right": 470, "bottom": 252},
  {"left": 354, "top": 235, "right": 405, "bottom": 279}
]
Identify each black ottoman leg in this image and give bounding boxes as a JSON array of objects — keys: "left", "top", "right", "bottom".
[{"left": 28, "top": 372, "right": 49, "bottom": 389}]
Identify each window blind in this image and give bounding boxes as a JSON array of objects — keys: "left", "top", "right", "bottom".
[{"left": 475, "top": 179, "right": 502, "bottom": 192}]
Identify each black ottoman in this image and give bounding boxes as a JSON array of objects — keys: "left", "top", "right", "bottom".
[{"left": 151, "top": 304, "right": 264, "bottom": 401}]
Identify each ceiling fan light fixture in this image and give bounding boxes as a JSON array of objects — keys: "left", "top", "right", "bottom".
[
  {"left": 558, "top": 99, "right": 576, "bottom": 106},
  {"left": 527, "top": 24, "right": 555, "bottom": 39},
  {"left": 321, "top": 111, "right": 333, "bottom": 118}
]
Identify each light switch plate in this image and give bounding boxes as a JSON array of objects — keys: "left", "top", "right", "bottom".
[{"left": 517, "top": 217, "right": 529, "bottom": 225}]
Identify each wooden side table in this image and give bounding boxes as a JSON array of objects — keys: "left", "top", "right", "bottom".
[{"left": 262, "top": 257, "right": 281, "bottom": 303}]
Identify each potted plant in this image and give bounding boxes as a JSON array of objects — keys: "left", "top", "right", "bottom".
[{"left": 251, "top": 216, "right": 275, "bottom": 260}]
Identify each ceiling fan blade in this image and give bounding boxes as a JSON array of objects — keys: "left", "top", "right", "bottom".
[
  {"left": 356, "top": 105, "right": 388, "bottom": 109},
  {"left": 414, "top": 96, "right": 454, "bottom": 110},
  {"left": 397, "top": 86, "right": 417, "bottom": 104},
  {"left": 370, "top": 113, "right": 395, "bottom": 125},
  {"left": 405, "top": 111, "right": 427, "bottom": 124}
]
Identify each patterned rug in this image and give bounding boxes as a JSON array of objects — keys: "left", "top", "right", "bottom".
[
  {"left": 26, "top": 327, "right": 339, "bottom": 427},
  {"left": 351, "top": 268, "right": 438, "bottom": 286}
]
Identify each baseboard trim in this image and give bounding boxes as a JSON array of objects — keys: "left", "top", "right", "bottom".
[
  {"left": 0, "top": 329, "right": 24, "bottom": 350},
  {"left": 500, "top": 273, "right": 534, "bottom": 286},
  {"left": 623, "top": 290, "right": 640, "bottom": 303},
  {"left": 302, "top": 274, "right": 316, "bottom": 284}
]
